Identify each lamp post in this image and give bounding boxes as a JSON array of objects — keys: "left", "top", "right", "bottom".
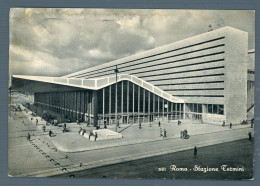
[
  {"left": 114, "top": 65, "right": 119, "bottom": 132},
  {"left": 164, "top": 104, "right": 168, "bottom": 122}
]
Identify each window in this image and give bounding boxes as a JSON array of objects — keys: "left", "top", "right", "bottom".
[{"left": 208, "top": 104, "right": 213, "bottom": 113}]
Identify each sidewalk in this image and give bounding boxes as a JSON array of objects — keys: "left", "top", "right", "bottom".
[
  {"left": 9, "top": 105, "right": 253, "bottom": 177},
  {"left": 27, "top": 112, "right": 251, "bottom": 152}
]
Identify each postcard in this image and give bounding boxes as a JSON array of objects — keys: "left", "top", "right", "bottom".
[{"left": 8, "top": 8, "right": 255, "bottom": 180}]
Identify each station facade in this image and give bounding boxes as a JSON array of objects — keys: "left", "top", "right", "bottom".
[{"left": 12, "top": 26, "right": 254, "bottom": 126}]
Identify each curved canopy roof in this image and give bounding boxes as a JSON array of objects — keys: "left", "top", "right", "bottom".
[{"left": 12, "top": 74, "right": 184, "bottom": 103}]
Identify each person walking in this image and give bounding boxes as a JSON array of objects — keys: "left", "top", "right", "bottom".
[
  {"left": 78, "top": 127, "right": 82, "bottom": 134},
  {"left": 194, "top": 146, "right": 197, "bottom": 157},
  {"left": 160, "top": 128, "right": 163, "bottom": 137},
  {"left": 139, "top": 122, "right": 142, "bottom": 129},
  {"left": 27, "top": 133, "right": 31, "bottom": 141},
  {"left": 222, "top": 121, "right": 225, "bottom": 127},
  {"left": 163, "top": 129, "right": 167, "bottom": 138},
  {"left": 94, "top": 132, "right": 98, "bottom": 141},
  {"left": 158, "top": 121, "right": 161, "bottom": 127},
  {"left": 63, "top": 123, "right": 67, "bottom": 133},
  {"left": 230, "top": 122, "right": 232, "bottom": 129},
  {"left": 42, "top": 125, "right": 46, "bottom": 132},
  {"left": 36, "top": 119, "right": 38, "bottom": 125},
  {"left": 251, "top": 118, "right": 254, "bottom": 128},
  {"left": 49, "top": 130, "right": 52, "bottom": 137},
  {"left": 248, "top": 132, "right": 252, "bottom": 141}
]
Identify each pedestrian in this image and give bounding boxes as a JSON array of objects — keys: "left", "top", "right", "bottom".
[
  {"left": 163, "top": 129, "right": 167, "bottom": 138},
  {"left": 194, "top": 146, "right": 197, "bottom": 157},
  {"left": 78, "top": 127, "right": 82, "bottom": 134},
  {"left": 27, "top": 133, "right": 31, "bottom": 141},
  {"left": 251, "top": 118, "right": 254, "bottom": 128},
  {"left": 248, "top": 132, "right": 252, "bottom": 141},
  {"left": 178, "top": 120, "right": 181, "bottom": 125},
  {"left": 49, "top": 130, "right": 52, "bottom": 137},
  {"left": 94, "top": 132, "right": 98, "bottom": 141},
  {"left": 230, "top": 122, "right": 232, "bottom": 129},
  {"left": 104, "top": 123, "right": 107, "bottom": 129},
  {"left": 160, "top": 128, "right": 163, "bottom": 137},
  {"left": 158, "top": 121, "right": 161, "bottom": 127},
  {"left": 117, "top": 121, "right": 120, "bottom": 128},
  {"left": 139, "top": 122, "right": 142, "bottom": 129},
  {"left": 36, "top": 119, "right": 38, "bottom": 125},
  {"left": 222, "top": 121, "right": 225, "bottom": 127},
  {"left": 89, "top": 131, "right": 92, "bottom": 139},
  {"left": 180, "top": 130, "right": 183, "bottom": 139},
  {"left": 22, "top": 120, "right": 24, "bottom": 125},
  {"left": 42, "top": 125, "right": 46, "bottom": 132}
]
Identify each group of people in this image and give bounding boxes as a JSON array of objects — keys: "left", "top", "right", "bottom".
[
  {"left": 180, "top": 129, "right": 190, "bottom": 139},
  {"left": 159, "top": 128, "right": 167, "bottom": 138},
  {"left": 222, "top": 121, "right": 233, "bottom": 129},
  {"left": 78, "top": 128, "right": 98, "bottom": 141}
]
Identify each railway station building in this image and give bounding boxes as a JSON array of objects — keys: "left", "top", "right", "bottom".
[{"left": 11, "top": 26, "right": 254, "bottom": 127}]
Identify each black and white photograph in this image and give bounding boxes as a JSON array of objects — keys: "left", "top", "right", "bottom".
[{"left": 8, "top": 8, "right": 255, "bottom": 180}]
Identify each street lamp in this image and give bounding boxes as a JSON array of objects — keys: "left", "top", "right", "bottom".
[
  {"left": 114, "top": 65, "right": 119, "bottom": 132},
  {"left": 164, "top": 104, "right": 168, "bottom": 122}
]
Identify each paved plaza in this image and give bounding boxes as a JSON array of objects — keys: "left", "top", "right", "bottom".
[{"left": 8, "top": 105, "right": 253, "bottom": 177}]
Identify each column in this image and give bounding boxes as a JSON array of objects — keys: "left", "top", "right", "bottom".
[
  {"left": 162, "top": 98, "right": 164, "bottom": 121},
  {"left": 121, "top": 81, "right": 124, "bottom": 124},
  {"left": 153, "top": 94, "right": 155, "bottom": 122},
  {"left": 138, "top": 86, "right": 140, "bottom": 124},
  {"left": 183, "top": 103, "right": 185, "bottom": 120},
  {"left": 133, "top": 84, "right": 135, "bottom": 123},
  {"left": 93, "top": 91, "right": 98, "bottom": 127},
  {"left": 87, "top": 91, "right": 90, "bottom": 125},
  {"left": 148, "top": 91, "right": 150, "bottom": 123},
  {"left": 175, "top": 103, "right": 177, "bottom": 120},
  {"left": 143, "top": 89, "right": 145, "bottom": 123},
  {"left": 109, "top": 86, "right": 111, "bottom": 125},
  {"left": 171, "top": 102, "right": 173, "bottom": 121},
  {"left": 127, "top": 81, "right": 129, "bottom": 124},
  {"left": 167, "top": 100, "right": 169, "bottom": 122},
  {"left": 157, "top": 96, "right": 159, "bottom": 120},
  {"left": 115, "top": 81, "right": 118, "bottom": 130},
  {"left": 179, "top": 103, "right": 182, "bottom": 120},
  {"left": 103, "top": 88, "right": 105, "bottom": 126}
]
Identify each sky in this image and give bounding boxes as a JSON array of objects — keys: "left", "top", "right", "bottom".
[{"left": 9, "top": 8, "right": 255, "bottom": 77}]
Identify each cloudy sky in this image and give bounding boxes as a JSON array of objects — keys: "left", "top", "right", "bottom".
[{"left": 9, "top": 8, "right": 255, "bottom": 77}]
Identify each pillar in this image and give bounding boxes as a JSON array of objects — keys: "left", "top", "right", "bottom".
[
  {"left": 109, "top": 86, "right": 111, "bottom": 125},
  {"left": 133, "top": 84, "right": 135, "bottom": 123},
  {"left": 171, "top": 102, "right": 173, "bottom": 121},
  {"left": 93, "top": 91, "right": 98, "bottom": 127},
  {"left": 138, "top": 86, "right": 140, "bottom": 124},
  {"left": 87, "top": 91, "right": 90, "bottom": 125},
  {"left": 143, "top": 89, "right": 145, "bottom": 123},
  {"left": 121, "top": 81, "right": 124, "bottom": 124},
  {"left": 103, "top": 88, "right": 105, "bottom": 125},
  {"left": 127, "top": 81, "right": 129, "bottom": 124},
  {"left": 148, "top": 91, "right": 150, "bottom": 123}
]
